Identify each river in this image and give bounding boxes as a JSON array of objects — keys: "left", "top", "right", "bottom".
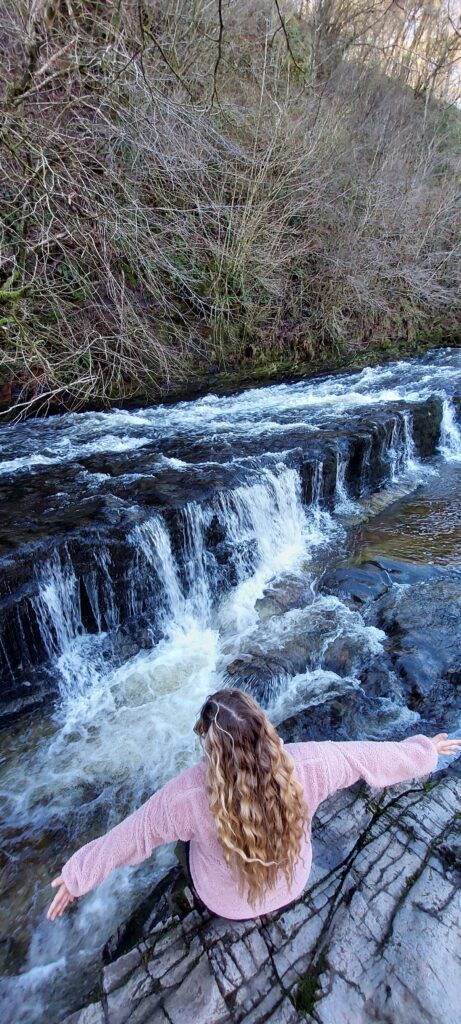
[{"left": 1, "top": 348, "right": 461, "bottom": 1023}]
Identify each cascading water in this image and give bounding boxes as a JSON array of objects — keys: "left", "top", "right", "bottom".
[
  {"left": 311, "top": 460, "right": 324, "bottom": 507},
  {"left": 334, "top": 448, "right": 360, "bottom": 515},
  {"left": 401, "top": 411, "right": 419, "bottom": 475},
  {"left": 439, "top": 398, "right": 461, "bottom": 460},
  {"left": 386, "top": 418, "right": 402, "bottom": 482},
  {"left": 2, "top": 347, "right": 461, "bottom": 1023},
  {"left": 385, "top": 412, "right": 420, "bottom": 482},
  {"left": 32, "top": 551, "right": 82, "bottom": 659},
  {"left": 130, "top": 516, "right": 185, "bottom": 623}
]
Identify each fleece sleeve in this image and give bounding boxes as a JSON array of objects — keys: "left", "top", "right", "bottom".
[
  {"left": 61, "top": 776, "right": 194, "bottom": 898},
  {"left": 309, "top": 734, "right": 438, "bottom": 806}
]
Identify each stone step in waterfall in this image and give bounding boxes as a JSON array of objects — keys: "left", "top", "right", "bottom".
[{"left": 0, "top": 396, "right": 451, "bottom": 720}]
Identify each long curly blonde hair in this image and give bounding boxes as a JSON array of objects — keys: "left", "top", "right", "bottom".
[{"left": 195, "top": 688, "right": 309, "bottom": 906}]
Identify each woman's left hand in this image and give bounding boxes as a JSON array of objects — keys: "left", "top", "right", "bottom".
[
  {"left": 429, "top": 733, "right": 461, "bottom": 757},
  {"left": 46, "top": 876, "right": 75, "bottom": 921}
]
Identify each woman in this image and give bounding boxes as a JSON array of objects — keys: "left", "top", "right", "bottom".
[{"left": 47, "top": 689, "right": 460, "bottom": 922}]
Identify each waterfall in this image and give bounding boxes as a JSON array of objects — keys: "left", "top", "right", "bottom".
[
  {"left": 129, "top": 503, "right": 215, "bottom": 628},
  {"left": 182, "top": 502, "right": 213, "bottom": 622},
  {"left": 401, "top": 411, "right": 419, "bottom": 474},
  {"left": 130, "top": 516, "right": 184, "bottom": 623},
  {"left": 439, "top": 399, "right": 461, "bottom": 460},
  {"left": 84, "top": 548, "right": 119, "bottom": 632},
  {"left": 32, "top": 550, "right": 82, "bottom": 659},
  {"left": 386, "top": 412, "right": 420, "bottom": 482},
  {"left": 334, "top": 448, "right": 358, "bottom": 514},
  {"left": 359, "top": 437, "right": 372, "bottom": 496},
  {"left": 311, "top": 461, "right": 323, "bottom": 506},
  {"left": 1, "top": 398, "right": 443, "bottom": 701},
  {"left": 221, "top": 466, "right": 306, "bottom": 570},
  {"left": 216, "top": 465, "right": 310, "bottom": 632},
  {"left": 386, "top": 418, "right": 401, "bottom": 482},
  {"left": 1, "top": 461, "right": 318, "bottom": 863},
  {"left": 32, "top": 544, "right": 122, "bottom": 668},
  {"left": 26, "top": 464, "right": 316, "bottom": 701},
  {"left": 30, "top": 551, "right": 109, "bottom": 700}
]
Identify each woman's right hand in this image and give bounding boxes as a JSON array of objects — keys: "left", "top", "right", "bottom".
[
  {"left": 429, "top": 733, "right": 461, "bottom": 757},
  {"left": 46, "top": 875, "right": 75, "bottom": 921}
]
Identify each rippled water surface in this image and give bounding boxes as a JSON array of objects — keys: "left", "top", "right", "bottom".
[{"left": 355, "top": 463, "right": 461, "bottom": 566}]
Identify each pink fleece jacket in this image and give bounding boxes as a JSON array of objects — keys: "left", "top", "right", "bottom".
[{"left": 61, "top": 735, "right": 438, "bottom": 919}]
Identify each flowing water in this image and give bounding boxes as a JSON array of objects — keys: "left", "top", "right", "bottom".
[{"left": 1, "top": 348, "right": 461, "bottom": 1023}]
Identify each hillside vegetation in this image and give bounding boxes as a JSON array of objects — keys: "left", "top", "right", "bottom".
[{"left": 1, "top": 0, "right": 461, "bottom": 415}]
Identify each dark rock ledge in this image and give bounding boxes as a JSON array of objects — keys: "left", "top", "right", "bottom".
[{"left": 62, "top": 758, "right": 460, "bottom": 1024}]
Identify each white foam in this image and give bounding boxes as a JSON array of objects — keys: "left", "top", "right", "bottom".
[
  {"left": 2, "top": 349, "right": 461, "bottom": 476},
  {"left": 0, "top": 434, "right": 151, "bottom": 475}
]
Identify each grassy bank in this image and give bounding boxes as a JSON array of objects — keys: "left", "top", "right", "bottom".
[
  {"left": 1, "top": 1, "right": 461, "bottom": 418},
  {"left": 127, "top": 333, "right": 461, "bottom": 411},
  {"left": 2, "top": 333, "right": 458, "bottom": 421}
]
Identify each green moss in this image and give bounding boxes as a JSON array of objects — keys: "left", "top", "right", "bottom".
[
  {"left": 295, "top": 949, "right": 328, "bottom": 1015},
  {"left": 296, "top": 971, "right": 318, "bottom": 1014}
]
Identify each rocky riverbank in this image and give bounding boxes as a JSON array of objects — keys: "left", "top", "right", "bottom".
[
  {"left": 61, "top": 550, "right": 461, "bottom": 1024},
  {"left": 62, "top": 755, "right": 460, "bottom": 1024}
]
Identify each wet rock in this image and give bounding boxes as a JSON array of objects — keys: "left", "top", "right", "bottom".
[
  {"left": 319, "top": 557, "right": 440, "bottom": 609},
  {"left": 204, "top": 515, "right": 227, "bottom": 547},
  {"left": 291, "top": 398, "right": 440, "bottom": 509},
  {"left": 372, "top": 576, "right": 461, "bottom": 699},
  {"left": 62, "top": 761, "right": 461, "bottom": 1024},
  {"left": 225, "top": 591, "right": 395, "bottom": 711},
  {"left": 319, "top": 563, "right": 393, "bottom": 607},
  {"left": 317, "top": 558, "right": 461, "bottom": 730},
  {"left": 224, "top": 605, "right": 351, "bottom": 701},
  {"left": 278, "top": 686, "right": 408, "bottom": 743},
  {"left": 345, "top": 430, "right": 375, "bottom": 496},
  {"left": 322, "top": 632, "right": 390, "bottom": 682},
  {"left": 411, "top": 396, "right": 443, "bottom": 459},
  {"left": 255, "top": 576, "right": 314, "bottom": 621},
  {"left": 359, "top": 418, "right": 393, "bottom": 494},
  {"left": 300, "top": 445, "right": 337, "bottom": 507},
  {"left": 61, "top": 1004, "right": 105, "bottom": 1024}
]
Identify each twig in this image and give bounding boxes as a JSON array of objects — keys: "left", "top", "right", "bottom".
[
  {"left": 273, "top": 0, "right": 304, "bottom": 72},
  {"left": 210, "top": 0, "right": 224, "bottom": 108}
]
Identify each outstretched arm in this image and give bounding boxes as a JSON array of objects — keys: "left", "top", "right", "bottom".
[
  {"left": 47, "top": 774, "right": 192, "bottom": 921},
  {"left": 311, "top": 732, "right": 460, "bottom": 807}
]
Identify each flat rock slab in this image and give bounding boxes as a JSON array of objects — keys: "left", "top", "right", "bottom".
[{"left": 62, "top": 759, "right": 460, "bottom": 1024}]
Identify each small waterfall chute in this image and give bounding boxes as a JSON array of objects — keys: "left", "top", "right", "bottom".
[
  {"left": 439, "top": 399, "right": 461, "bottom": 461},
  {"left": 386, "top": 411, "right": 426, "bottom": 482},
  {"left": 215, "top": 464, "right": 310, "bottom": 633},
  {"left": 311, "top": 460, "right": 323, "bottom": 507},
  {"left": 401, "top": 411, "right": 419, "bottom": 475},
  {"left": 83, "top": 547, "right": 119, "bottom": 633},
  {"left": 32, "top": 550, "right": 82, "bottom": 659},
  {"left": 334, "top": 447, "right": 359, "bottom": 515},
  {"left": 130, "top": 515, "right": 185, "bottom": 624}
]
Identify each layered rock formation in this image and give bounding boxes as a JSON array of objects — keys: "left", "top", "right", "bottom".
[
  {"left": 0, "top": 398, "right": 443, "bottom": 721},
  {"left": 63, "top": 756, "right": 460, "bottom": 1024}
]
